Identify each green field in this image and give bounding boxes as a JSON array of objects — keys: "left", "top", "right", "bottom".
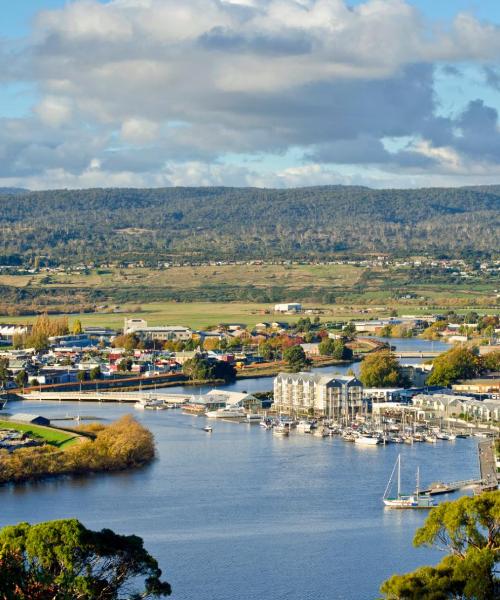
[
  {"left": 0, "top": 262, "right": 497, "bottom": 329},
  {"left": 0, "top": 420, "right": 80, "bottom": 449}
]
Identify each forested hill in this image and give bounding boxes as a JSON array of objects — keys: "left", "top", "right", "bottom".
[{"left": 0, "top": 185, "right": 499, "bottom": 264}]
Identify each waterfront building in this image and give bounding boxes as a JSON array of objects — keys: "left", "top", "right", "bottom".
[
  {"left": 273, "top": 372, "right": 363, "bottom": 419},
  {"left": 187, "top": 390, "right": 260, "bottom": 413},
  {"left": 412, "top": 393, "right": 500, "bottom": 422}
]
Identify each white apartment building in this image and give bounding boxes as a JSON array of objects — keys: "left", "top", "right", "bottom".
[{"left": 273, "top": 372, "right": 363, "bottom": 419}]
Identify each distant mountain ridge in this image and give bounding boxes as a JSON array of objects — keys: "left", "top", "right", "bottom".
[{"left": 0, "top": 185, "right": 498, "bottom": 264}]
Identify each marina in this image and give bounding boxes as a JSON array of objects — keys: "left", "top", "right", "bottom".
[{"left": 0, "top": 398, "right": 487, "bottom": 600}]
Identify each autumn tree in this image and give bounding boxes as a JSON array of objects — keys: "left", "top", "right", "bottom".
[
  {"left": 0, "top": 518, "right": 171, "bottom": 599},
  {"left": 359, "top": 350, "right": 408, "bottom": 387},
  {"left": 380, "top": 492, "right": 500, "bottom": 600},
  {"left": 426, "top": 346, "right": 481, "bottom": 387},
  {"left": 72, "top": 319, "right": 83, "bottom": 334}
]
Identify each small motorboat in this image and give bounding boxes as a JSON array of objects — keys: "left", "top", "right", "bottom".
[{"left": 203, "top": 426, "right": 213, "bottom": 433}]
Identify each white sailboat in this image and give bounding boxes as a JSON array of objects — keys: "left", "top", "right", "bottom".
[{"left": 383, "top": 454, "right": 435, "bottom": 509}]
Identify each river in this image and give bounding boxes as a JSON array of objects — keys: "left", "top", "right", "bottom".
[{"left": 1, "top": 336, "right": 469, "bottom": 600}]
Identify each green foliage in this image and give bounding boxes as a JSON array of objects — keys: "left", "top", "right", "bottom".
[
  {"left": 183, "top": 357, "right": 236, "bottom": 383},
  {"left": 283, "top": 345, "right": 311, "bottom": 373},
  {"left": 318, "top": 338, "right": 353, "bottom": 360},
  {"left": 359, "top": 350, "right": 408, "bottom": 387},
  {"left": 426, "top": 346, "right": 481, "bottom": 387},
  {"left": 0, "top": 358, "right": 10, "bottom": 388},
  {"left": 14, "top": 370, "right": 28, "bottom": 389},
  {"left": 0, "top": 186, "right": 498, "bottom": 265},
  {"left": 481, "top": 350, "right": 500, "bottom": 373},
  {"left": 0, "top": 518, "right": 171, "bottom": 599},
  {"left": 380, "top": 492, "right": 500, "bottom": 600}
]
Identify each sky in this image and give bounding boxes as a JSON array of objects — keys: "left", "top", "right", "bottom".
[{"left": 2, "top": 0, "right": 500, "bottom": 189}]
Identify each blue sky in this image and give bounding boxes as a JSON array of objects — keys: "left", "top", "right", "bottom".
[{"left": 2, "top": 0, "right": 500, "bottom": 189}]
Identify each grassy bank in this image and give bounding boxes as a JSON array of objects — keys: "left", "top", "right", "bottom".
[
  {"left": 0, "top": 419, "right": 81, "bottom": 449},
  {"left": 0, "top": 416, "right": 155, "bottom": 485}
]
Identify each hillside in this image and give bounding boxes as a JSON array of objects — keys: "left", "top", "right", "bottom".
[{"left": 0, "top": 185, "right": 499, "bottom": 265}]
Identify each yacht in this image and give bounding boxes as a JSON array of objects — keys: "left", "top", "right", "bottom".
[
  {"left": 273, "top": 423, "right": 290, "bottom": 436},
  {"left": 134, "top": 398, "right": 167, "bottom": 410},
  {"left": 383, "top": 454, "right": 435, "bottom": 509},
  {"left": 297, "top": 420, "right": 313, "bottom": 433},
  {"left": 205, "top": 406, "right": 246, "bottom": 419},
  {"left": 355, "top": 434, "right": 381, "bottom": 446},
  {"left": 260, "top": 418, "right": 274, "bottom": 429}
]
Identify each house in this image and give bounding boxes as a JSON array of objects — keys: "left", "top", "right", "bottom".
[
  {"left": 273, "top": 372, "right": 363, "bottom": 418},
  {"left": 300, "top": 343, "right": 320, "bottom": 356}
]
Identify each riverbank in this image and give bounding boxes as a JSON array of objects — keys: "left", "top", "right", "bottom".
[{"left": 0, "top": 415, "right": 155, "bottom": 485}]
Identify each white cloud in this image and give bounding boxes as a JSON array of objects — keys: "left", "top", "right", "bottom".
[{"left": 2, "top": 0, "right": 500, "bottom": 187}]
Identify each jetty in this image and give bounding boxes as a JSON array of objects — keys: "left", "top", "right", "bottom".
[
  {"left": 393, "top": 351, "right": 442, "bottom": 359},
  {"left": 20, "top": 390, "right": 192, "bottom": 405},
  {"left": 420, "top": 439, "right": 498, "bottom": 496}
]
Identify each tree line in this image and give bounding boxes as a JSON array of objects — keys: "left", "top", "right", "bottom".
[{"left": 0, "top": 185, "right": 498, "bottom": 266}]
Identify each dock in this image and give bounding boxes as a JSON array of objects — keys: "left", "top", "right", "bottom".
[
  {"left": 20, "top": 391, "right": 192, "bottom": 405},
  {"left": 420, "top": 479, "right": 481, "bottom": 495},
  {"left": 420, "top": 439, "right": 499, "bottom": 496}
]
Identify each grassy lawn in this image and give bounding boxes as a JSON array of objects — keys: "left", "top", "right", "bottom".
[{"left": 0, "top": 420, "right": 80, "bottom": 449}]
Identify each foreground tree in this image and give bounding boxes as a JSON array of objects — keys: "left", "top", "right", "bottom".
[
  {"left": 283, "top": 345, "right": 311, "bottom": 372},
  {"left": 0, "top": 518, "right": 171, "bottom": 599},
  {"left": 359, "top": 350, "right": 407, "bottom": 387},
  {"left": 380, "top": 492, "right": 500, "bottom": 600},
  {"left": 426, "top": 346, "right": 481, "bottom": 387}
]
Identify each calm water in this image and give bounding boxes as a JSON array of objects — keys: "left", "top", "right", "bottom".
[{"left": 0, "top": 398, "right": 478, "bottom": 600}]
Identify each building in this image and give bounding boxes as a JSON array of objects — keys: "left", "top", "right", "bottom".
[
  {"left": 363, "top": 388, "right": 405, "bottom": 403},
  {"left": 186, "top": 390, "right": 261, "bottom": 413},
  {"left": 0, "top": 324, "right": 29, "bottom": 342},
  {"left": 9, "top": 414, "right": 51, "bottom": 426},
  {"left": 124, "top": 318, "right": 192, "bottom": 343},
  {"left": 351, "top": 319, "right": 400, "bottom": 333},
  {"left": 273, "top": 372, "right": 363, "bottom": 418},
  {"left": 274, "top": 303, "right": 302, "bottom": 313},
  {"left": 400, "top": 364, "right": 432, "bottom": 387},
  {"left": 452, "top": 379, "right": 500, "bottom": 396},
  {"left": 412, "top": 393, "right": 500, "bottom": 422}
]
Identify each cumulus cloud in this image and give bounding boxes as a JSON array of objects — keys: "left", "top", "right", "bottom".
[{"left": 1, "top": 0, "right": 500, "bottom": 188}]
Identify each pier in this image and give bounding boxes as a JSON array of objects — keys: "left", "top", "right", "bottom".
[
  {"left": 20, "top": 391, "right": 192, "bottom": 405},
  {"left": 420, "top": 439, "right": 499, "bottom": 496}
]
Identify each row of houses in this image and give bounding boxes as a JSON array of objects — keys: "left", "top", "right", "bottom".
[{"left": 412, "top": 393, "right": 500, "bottom": 422}]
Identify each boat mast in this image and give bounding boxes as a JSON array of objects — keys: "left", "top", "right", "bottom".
[
  {"left": 416, "top": 466, "right": 420, "bottom": 499},
  {"left": 397, "top": 454, "right": 401, "bottom": 498}
]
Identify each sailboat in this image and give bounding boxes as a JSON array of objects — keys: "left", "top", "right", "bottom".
[{"left": 383, "top": 454, "right": 435, "bottom": 509}]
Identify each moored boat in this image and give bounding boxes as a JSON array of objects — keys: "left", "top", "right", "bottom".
[
  {"left": 205, "top": 406, "right": 246, "bottom": 419},
  {"left": 383, "top": 454, "right": 435, "bottom": 510}
]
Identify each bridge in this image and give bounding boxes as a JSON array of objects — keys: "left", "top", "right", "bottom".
[
  {"left": 20, "top": 391, "right": 192, "bottom": 405},
  {"left": 394, "top": 351, "right": 442, "bottom": 359}
]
